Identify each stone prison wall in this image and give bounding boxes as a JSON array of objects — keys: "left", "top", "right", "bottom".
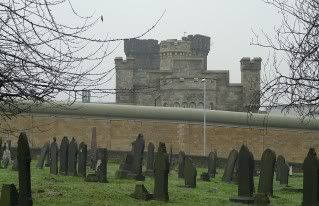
[{"left": 1, "top": 113, "right": 318, "bottom": 164}]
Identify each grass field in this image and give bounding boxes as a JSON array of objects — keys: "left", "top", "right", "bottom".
[{"left": 0, "top": 161, "right": 303, "bottom": 206}]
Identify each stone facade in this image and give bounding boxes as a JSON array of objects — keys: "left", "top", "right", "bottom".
[{"left": 115, "top": 34, "right": 261, "bottom": 112}]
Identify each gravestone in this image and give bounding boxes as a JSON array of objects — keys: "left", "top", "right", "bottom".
[
  {"left": 153, "top": 142, "right": 169, "bottom": 201},
  {"left": 275, "top": 155, "right": 285, "bottom": 181},
  {"left": 130, "top": 183, "right": 153, "bottom": 201},
  {"left": 59, "top": 136, "right": 69, "bottom": 175},
  {"left": 90, "top": 127, "right": 97, "bottom": 169},
  {"left": 229, "top": 145, "right": 255, "bottom": 204},
  {"left": 178, "top": 151, "right": 186, "bottom": 178},
  {"left": 2, "top": 142, "right": 11, "bottom": 169},
  {"left": 78, "top": 142, "right": 87, "bottom": 177},
  {"left": 169, "top": 145, "right": 173, "bottom": 171},
  {"left": 279, "top": 163, "right": 289, "bottom": 186},
  {"left": 145, "top": 142, "right": 155, "bottom": 176},
  {"left": 17, "top": 132, "right": 33, "bottom": 206},
  {"left": 36, "top": 142, "right": 49, "bottom": 169},
  {"left": 302, "top": 148, "right": 319, "bottom": 206},
  {"left": 115, "top": 153, "right": 134, "bottom": 179},
  {"left": 45, "top": 141, "right": 51, "bottom": 167},
  {"left": 208, "top": 151, "right": 217, "bottom": 177},
  {"left": 68, "top": 137, "right": 78, "bottom": 176},
  {"left": 222, "top": 149, "right": 238, "bottom": 183},
  {"left": 258, "top": 149, "right": 276, "bottom": 196},
  {"left": 232, "top": 157, "right": 239, "bottom": 184},
  {"left": 0, "top": 184, "right": 19, "bottom": 206},
  {"left": 183, "top": 156, "right": 197, "bottom": 188},
  {"left": 50, "top": 137, "right": 59, "bottom": 175},
  {"left": 96, "top": 148, "right": 108, "bottom": 183}
]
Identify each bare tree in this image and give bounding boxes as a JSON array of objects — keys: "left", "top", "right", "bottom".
[
  {"left": 252, "top": 0, "right": 319, "bottom": 117},
  {"left": 0, "top": 0, "right": 163, "bottom": 119}
]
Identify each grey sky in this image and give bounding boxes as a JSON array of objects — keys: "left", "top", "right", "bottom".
[{"left": 66, "top": 0, "right": 282, "bottom": 102}]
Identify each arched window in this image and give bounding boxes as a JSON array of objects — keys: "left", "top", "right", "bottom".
[
  {"left": 182, "top": 102, "right": 188, "bottom": 108},
  {"left": 189, "top": 102, "right": 196, "bottom": 108},
  {"left": 163, "top": 103, "right": 168, "bottom": 107},
  {"left": 197, "top": 102, "right": 204, "bottom": 109},
  {"left": 173, "top": 102, "right": 180, "bottom": 108}
]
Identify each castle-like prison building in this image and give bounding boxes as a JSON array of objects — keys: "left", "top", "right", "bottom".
[{"left": 115, "top": 34, "right": 261, "bottom": 112}]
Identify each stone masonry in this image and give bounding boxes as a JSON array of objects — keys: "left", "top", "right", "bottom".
[{"left": 115, "top": 34, "right": 261, "bottom": 112}]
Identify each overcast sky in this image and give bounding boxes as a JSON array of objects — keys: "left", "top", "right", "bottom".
[{"left": 65, "top": 0, "right": 282, "bottom": 102}]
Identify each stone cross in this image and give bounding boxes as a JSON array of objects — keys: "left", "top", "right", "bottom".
[
  {"left": 68, "top": 137, "right": 78, "bottom": 176},
  {"left": 36, "top": 142, "right": 49, "bottom": 169},
  {"left": 78, "top": 142, "right": 87, "bottom": 177},
  {"left": 153, "top": 142, "right": 169, "bottom": 201},
  {"left": 183, "top": 156, "right": 197, "bottom": 188},
  {"left": 222, "top": 149, "right": 238, "bottom": 183},
  {"left": 177, "top": 151, "right": 186, "bottom": 178},
  {"left": 145, "top": 142, "right": 155, "bottom": 176},
  {"left": 302, "top": 148, "right": 319, "bottom": 206},
  {"left": 17, "top": 132, "right": 33, "bottom": 206},
  {"left": 50, "top": 137, "right": 59, "bottom": 175},
  {"left": 258, "top": 149, "right": 276, "bottom": 196},
  {"left": 59, "top": 136, "right": 69, "bottom": 175}
]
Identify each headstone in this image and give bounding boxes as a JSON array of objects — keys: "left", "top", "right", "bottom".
[
  {"left": 36, "top": 142, "right": 49, "bottom": 169},
  {"left": 0, "top": 184, "right": 19, "bottom": 206},
  {"left": 232, "top": 157, "right": 239, "bottom": 184},
  {"left": 115, "top": 153, "right": 134, "bottom": 179},
  {"left": 279, "top": 163, "right": 289, "bottom": 186},
  {"left": 2, "top": 142, "right": 11, "bottom": 169},
  {"left": 96, "top": 148, "right": 108, "bottom": 183},
  {"left": 78, "top": 142, "right": 87, "bottom": 177},
  {"left": 229, "top": 145, "right": 255, "bottom": 204},
  {"left": 169, "top": 145, "right": 173, "bottom": 170},
  {"left": 178, "top": 151, "right": 186, "bottom": 178},
  {"left": 222, "top": 149, "right": 238, "bottom": 183},
  {"left": 59, "top": 136, "right": 69, "bottom": 175},
  {"left": 68, "top": 137, "right": 78, "bottom": 176},
  {"left": 17, "top": 132, "right": 33, "bottom": 206},
  {"left": 258, "top": 149, "right": 276, "bottom": 196},
  {"left": 45, "top": 141, "right": 51, "bottom": 167},
  {"left": 302, "top": 148, "right": 319, "bottom": 206},
  {"left": 275, "top": 155, "right": 285, "bottom": 181},
  {"left": 90, "top": 127, "right": 97, "bottom": 169},
  {"left": 208, "top": 151, "right": 217, "bottom": 177},
  {"left": 183, "top": 156, "right": 197, "bottom": 188},
  {"left": 130, "top": 183, "right": 153, "bottom": 201},
  {"left": 153, "top": 142, "right": 169, "bottom": 201},
  {"left": 145, "top": 142, "right": 155, "bottom": 176},
  {"left": 289, "top": 166, "right": 293, "bottom": 176},
  {"left": 50, "top": 138, "right": 59, "bottom": 175}
]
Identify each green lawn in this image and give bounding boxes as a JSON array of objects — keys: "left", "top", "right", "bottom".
[{"left": 0, "top": 162, "right": 303, "bottom": 206}]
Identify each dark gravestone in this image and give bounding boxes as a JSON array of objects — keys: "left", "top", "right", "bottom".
[
  {"left": 275, "top": 155, "right": 285, "bottom": 181},
  {"left": 222, "top": 149, "right": 238, "bottom": 183},
  {"left": 153, "top": 142, "right": 169, "bottom": 201},
  {"left": 169, "top": 145, "right": 173, "bottom": 171},
  {"left": 279, "top": 163, "right": 289, "bottom": 186},
  {"left": 183, "top": 156, "right": 197, "bottom": 188},
  {"left": 78, "top": 142, "right": 87, "bottom": 177},
  {"left": 45, "top": 141, "right": 51, "bottom": 167},
  {"left": 68, "top": 137, "right": 78, "bottom": 176},
  {"left": 258, "top": 149, "right": 276, "bottom": 196},
  {"left": 59, "top": 136, "right": 69, "bottom": 175},
  {"left": 115, "top": 153, "right": 134, "bottom": 179},
  {"left": 0, "top": 184, "right": 19, "bottom": 206},
  {"left": 230, "top": 145, "right": 255, "bottom": 204},
  {"left": 232, "top": 157, "right": 239, "bottom": 184},
  {"left": 50, "top": 138, "right": 59, "bottom": 175},
  {"left": 96, "top": 148, "right": 108, "bottom": 183},
  {"left": 17, "top": 132, "right": 32, "bottom": 206},
  {"left": 208, "top": 151, "right": 217, "bottom": 177},
  {"left": 90, "top": 127, "right": 97, "bottom": 169},
  {"left": 178, "top": 151, "right": 186, "bottom": 178},
  {"left": 36, "top": 142, "right": 49, "bottom": 169},
  {"left": 130, "top": 183, "right": 153, "bottom": 201},
  {"left": 302, "top": 148, "right": 319, "bottom": 206},
  {"left": 145, "top": 142, "right": 155, "bottom": 176}
]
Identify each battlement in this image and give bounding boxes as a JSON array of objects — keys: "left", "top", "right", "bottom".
[
  {"left": 124, "top": 39, "right": 159, "bottom": 56},
  {"left": 182, "top": 34, "right": 210, "bottom": 54},
  {"left": 114, "top": 57, "right": 135, "bottom": 69},
  {"left": 240, "top": 57, "right": 262, "bottom": 71}
]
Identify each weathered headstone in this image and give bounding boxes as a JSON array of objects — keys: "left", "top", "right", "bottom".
[
  {"left": 208, "top": 151, "right": 217, "bottom": 177},
  {"left": 130, "top": 183, "right": 153, "bottom": 201},
  {"left": 178, "top": 151, "right": 186, "bottom": 178},
  {"left": 229, "top": 145, "right": 255, "bottom": 204},
  {"left": 222, "top": 149, "right": 238, "bottom": 183},
  {"left": 50, "top": 137, "right": 59, "bottom": 175},
  {"left": 78, "top": 142, "right": 87, "bottom": 177},
  {"left": 17, "top": 132, "right": 33, "bottom": 206},
  {"left": 183, "top": 156, "right": 197, "bottom": 188},
  {"left": 59, "top": 136, "right": 69, "bottom": 175},
  {"left": 279, "top": 162, "right": 289, "bottom": 186},
  {"left": 90, "top": 127, "right": 97, "bottom": 169},
  {"left": 275, "top": 155, "right": 285, "bottom": 181},
  {"left": 36, "top": 142, "right": 49, "bottom": 169},
  {"left": 153, "top": 142, "right": 169, "bottom": 201},
  {"left": 2, "top": 142, "right": 11, "bottom": 169},
  {"left": 96, "top": 148, "right": 108, "bottom": 183},
  {"left": 232, "top": 157, "right": 239, "bottom": 184},
  {"left": 0, "top": 184, "right": 19, "bottom": 206},
  {"left": 45, "top": 141, "right": 51, "bottom": 167},
  {"left": 169, "top": 145, "right": 173, "bottom": 171},
  {"left": 302, "top": 148, "right": 319, "bottom": 206},
  {"left": 115, "top": 153, "right": 134, "bottom": 179},
  {"left": 68, "top": 137, "right": 78, "bottom": 176},
  {"left": 145, "top": 142, "right": 155, "bottom": 176},
  {"left": 258, "top": 149, "right": 276, "bottom": 196}
]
